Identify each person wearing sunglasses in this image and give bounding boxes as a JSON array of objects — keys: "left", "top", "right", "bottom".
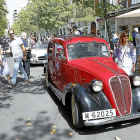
[
  {"left": 125, "top": 27, "right": 133, "bottom": 43},
  {"left": 114, "top": 31, "right": 136, "bottom": 76},
  {"left": 4, "top": 29, "right": 29, "bottom": 88}
]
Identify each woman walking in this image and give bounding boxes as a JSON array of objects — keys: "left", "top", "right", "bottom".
[
  {"left": 0, "top": 44, "right": 11, "bottom": 84},
  {"left": 114, "top": 31, "right": 136, "bottom": 76}
]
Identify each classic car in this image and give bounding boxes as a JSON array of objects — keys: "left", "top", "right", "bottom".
[
  {"left": 30, "top": 43, "right": 48, "bottom": 64},
  {"left": 44, "top": 35, "right": 140, "bottom": 128}
]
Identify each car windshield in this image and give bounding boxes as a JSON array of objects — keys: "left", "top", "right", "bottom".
[
  {"left": 31, "top": 43, "right": 48, "bottom": 49},
  {"left": 68, "top": 42, "right": 110, "bottom": 59}
]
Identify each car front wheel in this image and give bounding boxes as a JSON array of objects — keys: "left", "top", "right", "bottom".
[{"left": 71, "top": 94, "right": 84, "bottom": 128}]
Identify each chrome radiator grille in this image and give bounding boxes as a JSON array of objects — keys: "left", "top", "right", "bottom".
[
  {"left": 110, "top": 76, "right": 131, "bottom": 115},
  {"left": 38, "top": 56, "right": 45, "bottom": 60}
]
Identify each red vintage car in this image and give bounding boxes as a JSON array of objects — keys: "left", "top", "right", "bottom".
[{"left": 44, "top": 35, "right": 140, "bottom": 128}]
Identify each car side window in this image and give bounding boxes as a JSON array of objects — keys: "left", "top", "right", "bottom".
[
  {"left": 54, "top": 44, "right": 64, "bottom": 58},
  {"left": 100, "top": 43, "right": 109, "bottom": 56},
  {"left": 48, "top": 43, "right": 53, "bottom": 56}
]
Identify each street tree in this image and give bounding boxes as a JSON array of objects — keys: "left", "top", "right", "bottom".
[
  {"left": 12, "top": 0, "right": 70, "bottom": 35},
  {"left": 67, "top": 2, "right": 95, "bottom": 29},
  {"left": 27, "top": 0, "right": 69, "bottom": 34},
  {"left": 12, "top": 5, "right": 39, "bottom": 36},
  {"left": 0, "top": 0, "right": 8, "bottom": 37},
  {"left": 73, "top": 0, "right": 121, "bottom": 50}
]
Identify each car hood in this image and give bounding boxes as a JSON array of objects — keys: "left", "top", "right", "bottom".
[
  {"left": 31, "top": 48, "right": 47, "bottom": 55},
  {"left": 69, "top": 57, "right": 126, "bottom": 78},
  {"left": 69, "top": 57, "right": 129, "bottom": 116}
]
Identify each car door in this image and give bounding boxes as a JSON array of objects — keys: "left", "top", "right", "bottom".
[
  {"left": 54, "top": 43, "right": 69, "bottom": 92},
  {"left": 47, "top": 42, "right": 56, "bottom": 85}
]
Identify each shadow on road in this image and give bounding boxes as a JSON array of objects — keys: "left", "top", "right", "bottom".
[
  {"left": 0, "top": 111, "right": 52, "bottom": 140},
  {"left": 0, "top": 78, "right": 73, "bottom": 140},
  {"left": 0, "top": 77, "right": 47, "bottom": 111}
]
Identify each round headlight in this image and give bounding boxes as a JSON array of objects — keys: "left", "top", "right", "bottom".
[
  {"left": 31, "top": 54, "right": 36, "bottom": 58},
  {"left": 133, "top": 76, "right": 140, "bottom": 86},
  {"left": 91, "top": 80, "right": 103, "bottom": 92}
]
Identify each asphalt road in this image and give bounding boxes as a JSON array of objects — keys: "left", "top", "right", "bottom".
[{"left": 0, "top": 56, "right": 140, "bottom": 140}]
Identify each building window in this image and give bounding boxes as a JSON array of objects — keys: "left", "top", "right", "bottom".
[{"left": 91, "top": 22, "right": 96, "bottom": 27}]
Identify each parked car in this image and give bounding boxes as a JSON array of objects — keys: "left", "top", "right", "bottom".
[
  {"left": 30, "top": 43, "right": 48, "bottom": 64},
  {"left": 44, "top": 35, "right": 140, "bottom": 128}
]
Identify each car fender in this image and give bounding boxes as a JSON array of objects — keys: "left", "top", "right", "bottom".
[{"left": 62, "top": 83, "right": 112, "bottom": 115}]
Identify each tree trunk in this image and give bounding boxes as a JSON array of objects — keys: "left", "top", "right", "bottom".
[{"left": 103, "top": 0, "right": 114, "bottom": 50}]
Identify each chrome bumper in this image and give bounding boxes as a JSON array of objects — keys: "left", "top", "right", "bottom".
[
  {"left": 84, "top": 113, "right": 140, "bottom": 126},
  {"left": 30, "top": 60, "right": 47, "bottom": 64}
]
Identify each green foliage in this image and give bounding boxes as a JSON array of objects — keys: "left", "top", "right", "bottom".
[
  {"left": 30, "top": 0, "right": 69, "bottom": 30},
  {"left": 68, "top": 2, "right": 95, "bottom": 23},
  {"left": 0, "top": 0, "right": 8, "bottom": 37},
  {"left": 73, "top": 0, "right": 121, "bottom": 19},
  {"left": 12, "top": 0, "right": 70, "bottom": 35},
  {"left": 12, "top": 0, "right": 95, "bottom": 35},
  {"left": 12, "top": 5, "right": 39, "bottom": 35}
]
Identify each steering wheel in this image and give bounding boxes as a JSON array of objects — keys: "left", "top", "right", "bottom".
[{"left": 88, "top": 52, "right": 99, "bottom": 56}]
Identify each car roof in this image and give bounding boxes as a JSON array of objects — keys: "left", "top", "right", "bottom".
[{"left": 52, "top": 35, "right": 108, "bottom": 46}]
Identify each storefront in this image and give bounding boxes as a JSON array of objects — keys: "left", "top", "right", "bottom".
[{"left": 117, "top": 9, "right": 140, "bottom": 34}]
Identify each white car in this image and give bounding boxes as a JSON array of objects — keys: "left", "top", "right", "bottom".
[{"left": 30, "top": 43, "right": 48, "bottom": 64}]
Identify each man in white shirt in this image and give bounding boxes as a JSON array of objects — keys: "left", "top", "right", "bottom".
[{"left": 5, "top": 29, "right": 29, "bottom": 88}]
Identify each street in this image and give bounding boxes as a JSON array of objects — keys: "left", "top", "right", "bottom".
[{"left": 0, "top": 56, "right": 140, "bottom": 140}]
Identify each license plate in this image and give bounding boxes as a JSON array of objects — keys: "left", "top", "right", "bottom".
[{"left": 82, "top": 109, "right": 116, "bottom": 120}]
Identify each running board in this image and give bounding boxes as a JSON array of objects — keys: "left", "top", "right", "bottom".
[{"left": 49, "top": 82, "right": 62, "bottom": 100}]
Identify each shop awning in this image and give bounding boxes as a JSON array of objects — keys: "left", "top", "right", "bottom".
[{"left": 116, "top": 8, "right": 140, "bottom": 18}]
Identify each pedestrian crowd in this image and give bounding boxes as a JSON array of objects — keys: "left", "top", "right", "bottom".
[
  {"left": 0, "top": 29, "right": 54, "bottom": 88},
  {"left": 68, "top": 25, "right": 102, "bottom": 38},
  {"left": 0, "top": 29, "right": 32, "bottom": 88}
]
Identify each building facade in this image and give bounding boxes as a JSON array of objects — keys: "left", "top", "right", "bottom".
[
  {"left": 97, "top": 0, "right": 140, "bottom": 41},
  {"left": 116, "top": 1, "right": 140, "bottom": 34},
  {"left": 13, "top": 7, "right": 23, "bottom": 22}
]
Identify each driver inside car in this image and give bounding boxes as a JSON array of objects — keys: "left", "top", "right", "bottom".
[{"left": 56, "top": 44, "right": 64, "bottom": 57}]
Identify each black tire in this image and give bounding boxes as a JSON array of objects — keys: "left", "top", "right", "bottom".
[
  {"left": 44, "top": 67, "right": 46, "bottom": 74},
  {"left": 71, "top": 94, "right": 84, "bottom": 128}
]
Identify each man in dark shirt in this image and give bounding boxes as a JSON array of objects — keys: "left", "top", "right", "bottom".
[
  {"left": 21, "top": 32, "right": 32, "bottom": 79},
  {"left": 132, "top": 30, "right": 138, "bottom": 46}
]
